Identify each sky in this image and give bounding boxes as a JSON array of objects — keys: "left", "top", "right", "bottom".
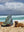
[{"left": 0, "top": 0, "right": 24, "bottom": 15}]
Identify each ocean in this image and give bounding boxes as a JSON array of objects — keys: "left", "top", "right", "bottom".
[
  {"left": 0, "top": 15, "right": 24, "bottom": 22},
  {"left": 0, "top": 16, "right": 7, "bottom": 22},
  {"left": 12, "top": 15, "right": 24, "bottom": 23}
]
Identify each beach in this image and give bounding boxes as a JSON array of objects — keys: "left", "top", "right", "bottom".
[
  {"left": 0, "top": 15, "right": 24, "bottom": 32},
  {"left": 0, "top": 25, "right": 24, "bottom": 32}
]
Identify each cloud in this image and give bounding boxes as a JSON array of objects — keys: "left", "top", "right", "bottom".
[
  {"left": 0, "top": 0, "right": 8, "bottom": 3},
  {"left": 0, "top": 0, "right": 14, "bottom": 3},
  {"left": 0, "top": 5, "right": 4, "bottom": 11},
  {"left": 0, "top": 2, "right": 24, "bottom": 10},
  {"left": 0, "top": 2, "right": 24, "bottom": 14},
  {"left": 0, "top": 0, "right": 24, "bottom": 3},
  {"left": 16, "top": 2, "right": 24, "bottom": 11},
  {"left": 5, "top": 2, "right": 24, "bottom": 10},
  {"left": 5, "top": 2, "right": 16, "bottom": 10}
]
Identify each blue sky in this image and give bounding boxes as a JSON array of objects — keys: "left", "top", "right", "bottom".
[
  {"left": 16, "top": 0, "right": 24, "bottom": 3},
  {"left": 0, "top": 0, "right": 24, "bottom": 15}
]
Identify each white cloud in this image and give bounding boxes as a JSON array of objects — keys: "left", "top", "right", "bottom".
[
  {"left": 5, "top": 2, "right": 16, "bottom": 10},
  {"left": 0, "top": 0, "right": 14, "bottom": 3},
  {"left": 5, "top": 2, "right": 24, "bottom": 10},
  {"left": 16, "top": 2, "right": 24, "bottom": 8},
  {"left": 0, "top": 2, "right": 24, "bottom": 11},
  {"left": 0, "top": 5, "right": 6, "bottom": 11},
  {"left": 0, "top": 0, "right": 8, "bottom": 3}
]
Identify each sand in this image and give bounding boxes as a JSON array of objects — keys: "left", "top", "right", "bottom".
[{"left": 0, "top": 25, "right": 24, "bottom": 32}]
